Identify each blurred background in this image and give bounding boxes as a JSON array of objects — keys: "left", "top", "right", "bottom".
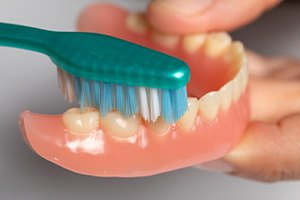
[{"left": 0, "top": 0, "right": 300, "bottom": 199}]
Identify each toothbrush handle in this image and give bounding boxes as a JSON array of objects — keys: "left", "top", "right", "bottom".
[{"left": 0, "top": 22, "right": 53, "bottom": 54}]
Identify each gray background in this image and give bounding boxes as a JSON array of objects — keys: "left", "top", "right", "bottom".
[{"left": 0, "top": 0, "right": 300, "bottom": 199}]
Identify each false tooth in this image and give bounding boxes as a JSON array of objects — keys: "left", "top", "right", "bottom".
[
  {"left": 232, "top": 73, "right": 243, "bottom": 102},
  {"left": 220, "top": 81, "right": 234, "bottom": 111},
  {"left": 177, "top": 98, "right": 199, "bottom": 131},
  {"left": 198, "top": 92, "right": 220, "bottom": 120},
  {"left": 100, "top": 111, "right": 141, "bottom": 138},
  {"left": 152, "top": 32, "right": 180, "bottom": 49},
  {"left": 126, "top": 13, "right": 148, "bottom": 34},
  {"left": 204, "top": 32, "right": 232, "bottom": 58},
  {"left": 146, "top": 116, "right": 170, "bottom": 136},
  {"left": 182, "top": 33, "right": 207, "bottom": 54},
  {"left": 241, "top": 64, "right": 249, "bottom": 91},
  {"left": 223, "top": 42, "right": 245, "bottom": 70},
  {"left": 62, "top": 107, "right": 99, "bottom": 134}
]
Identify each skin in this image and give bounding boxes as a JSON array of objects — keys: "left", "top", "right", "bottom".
[{"left": 145, "top": 0, "right": 300, "bottom": 182}]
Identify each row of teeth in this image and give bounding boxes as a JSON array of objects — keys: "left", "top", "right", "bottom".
[
  {"left": 62, "top": 62, "right": 248, "bottom": 138},
  {"left": 127, "top": 13, "right": 240, "bottom": 58}
]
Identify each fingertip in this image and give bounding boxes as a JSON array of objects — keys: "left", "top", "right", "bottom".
[
  {"left": 77, "top": 3, "right": 127, "bottom": 32},
  {"left": 147, "top": 0, "right": 212, "bottom": 34},
  {"left": 77, "top": 3, "right": 103, "bottom": 31}
]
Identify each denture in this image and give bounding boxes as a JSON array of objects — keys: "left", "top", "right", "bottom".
[{"left": 19, "top": 4, "right": 249, "bottom": 177}]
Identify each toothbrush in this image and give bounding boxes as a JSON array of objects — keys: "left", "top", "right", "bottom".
[{"left": 0, "top": 22, "right": 190, "bottom": 123}]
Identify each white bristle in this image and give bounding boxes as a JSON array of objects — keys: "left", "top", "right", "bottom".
[
  {"left": 149, "top": 88, "right": 160, "bottom": 122},
  {"left": 56, "top": 68, "right": 65, "bottom": 93},
  {"left": 138, "top": 87, "right": 150, "bottom": 121},
  {"left": 62, "top": 71, "right": 76, "bottom": 103}
]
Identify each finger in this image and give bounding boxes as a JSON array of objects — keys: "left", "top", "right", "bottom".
[
  {"left": 266, "top": 58, "right": 300, "bottom": 80},
  {"left": 247, "top": 53, "right": 300, "bottom": 122},
  {"left": 250, "top": 77, "right": 300, "bottom": 122},
  {"left": 247, "top": 51, "right": 300, "bottom": 79},
  {"left": 147, "top": 0, "right": 281, "bottom": 34},
  {"left": 223, "top": 115, "right": 300, "bottom": 182},
  {"left": 246, "top": 50, "right": 270, "bottom": 77}
]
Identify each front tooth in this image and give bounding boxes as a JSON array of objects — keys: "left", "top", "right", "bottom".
[
  {"left": 241, "top": 64, "right": 249, "bottom": 91},
  {"left": 177, "top": 98, "right": 199, "bottom": 131},
  {"left": 182, "top": 33, "right": 207, "bottom": 54},
  {"left": 220, "top": 81, "right": 234, "bottom": 111},
  {"left": 152, "top": 32, "right": 180, "bottom": 49},
  {"left": 146, "top": 116, "right": 170, "bottom": 136},
  {"left": 126, "top": 13, "right": 148, "bottom": 34},
  {"left": 232, "top": 73, "right": 243, "bottom": 102},
  {"left": 204, "top": 32, "right": 232, "bottom": 58},
  {"left": 198, "top": 92, "right": 220, "bottom": 120},
  {"left": 100, "top": 111, "right": 141, "bottom": 138},
  {"left": 62, "top": 107, "right": 99, "bottom": 134}
]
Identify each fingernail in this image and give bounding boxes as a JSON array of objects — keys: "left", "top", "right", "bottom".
[
  {"left": 194, "top": 159, "right": 234, "bottom": 173},
  {"left": 155, "top": 0, "right": 213, "bottom": 15}
]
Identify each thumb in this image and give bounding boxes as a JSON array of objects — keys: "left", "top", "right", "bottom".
[
  {"left": 223, "top": 118, "right": 300, "bottom": 182},
  {"left": 147, "top": 0, "right": 281, "bottom": 34}
]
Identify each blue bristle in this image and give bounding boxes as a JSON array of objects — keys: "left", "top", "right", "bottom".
[
  {"left": 79, "top": 79, "right": 92, "bottom": 109},
  {"left": 171, "top": 86, "right": 188, "bottom": 122},
  {"left": 125, "top": 86, "right": 137, "bottom": 116},
  {"left": 161, "top": 89, "right": 173, "bottom": 123},
  {"left": 92, "top": 81, "right": 101, "bottom": 107},
  {"left": 100, "top": 82, "right": 113, "bottom": 116},
  {"left": 115, "top": 84, "right": 125, "bottom": 114},
  {"left": 71, "top": 75, "right": 187, "bottom": 124},
  {"left": 74, "top": 77, "right": 81, "bottom": 100},
  {"left": 83, "top": 80, "right": 92, "bottom": 104}
]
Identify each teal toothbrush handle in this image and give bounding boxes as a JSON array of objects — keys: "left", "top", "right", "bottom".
[
  {"left": 0, "top": 22, "right": 190, "bottom": 89},
  {"left": 0, "top": 22, "right": 52, "bottom": 54}
]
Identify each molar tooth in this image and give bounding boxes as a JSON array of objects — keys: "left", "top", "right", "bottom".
[
  {"left": 220, "top": 81, "right": 234, "bottom": 111},
  {"left": 182, "top": 33, "right": 207, "bottom": 54},
  {"left": 126, "top": 13, "right": 148, "bottom": 34},
  {"left": 100, "top": 111, "right": 141, "bottom": 138},
  {"left": 177, "top": 98, "right": 199, "bottom": 131},
  {"left": 204, "top": 32, "right": 232, "bottom": 58},
  {"left": 146, "top": 116, "right": 170, "bottom": 136},
  {"left": 62, "top": 107, "right": 99, "bottom": 134},
  {"left": 198, "top": 92, "right": 220, "bottom": 120},
  {"left": 152, "top": 32, "right": 180, "bottom": 49}
]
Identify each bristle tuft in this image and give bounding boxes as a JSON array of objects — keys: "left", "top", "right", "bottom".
[
  {"left": 125, "top": 86, "right": 137, "bottom": 116},
  {"left": 161, "top": 89, "right": 173, "bottom": 123},
  {"left": 149, "top": 88, "right": 160, "bottom": 122},
  {"left": 92, "top": 81, "right": 101, "bottom": 107},
  {"left": 138, "top": 87, "right": 150, "bottom": 121},
  {"left": 171, "top": 87, "right": 188, "bottom": 122},
  {"left": 115, "top": 84, "right": 125, "bottom": 114},
  {"left": 101, "top": 82, "right": 114, "bottom": 116}
]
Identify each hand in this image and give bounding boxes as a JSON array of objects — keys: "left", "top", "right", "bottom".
[
  {"left": 202, "top": 53, "right": 300, "bottom": 182},
  {"left": 147, "top": 0, "right": 300, "bottom": 182}
]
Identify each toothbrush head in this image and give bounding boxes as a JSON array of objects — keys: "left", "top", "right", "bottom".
[{"left": 53, "top": 32, "right": 190, "bottom": 123}]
